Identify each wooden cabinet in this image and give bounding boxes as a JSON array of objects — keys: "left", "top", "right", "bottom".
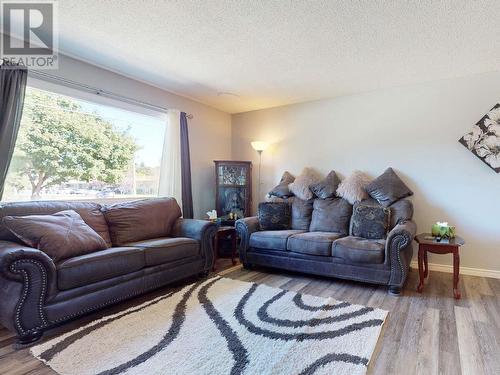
[{"left": 214, "top": 160, "right": 252, "bottom": 219}]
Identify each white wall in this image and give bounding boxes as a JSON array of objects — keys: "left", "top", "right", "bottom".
[
  {"left": 40, "top": 54, "right": 232, "bottom": 219},
  {"left": 231, "top": 71, "right": 500, "bottom": 272}
]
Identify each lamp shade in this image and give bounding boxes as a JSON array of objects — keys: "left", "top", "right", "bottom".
[{"left": 251, "top": 141, "right": 267, "bottom": 152}]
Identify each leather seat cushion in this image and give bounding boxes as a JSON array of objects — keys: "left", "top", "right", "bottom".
[
  {"left": 57, "top": 247, "right": 145, "bottom": 290},
  {"left": 250, "top": 230, "right": 306, "bottom": 251},
  {"left": 287, "top": 231, "right": 343, "bottom": 256},
  {"left": 127, "top": 237, "right": 199, "bottom": 266},
  {"left": 332, "top": 236, "right": 386, "bottom": 264}
]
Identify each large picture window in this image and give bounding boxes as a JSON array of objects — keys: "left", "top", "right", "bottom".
[{"left": 2, "top": 87, "right": 166, "bottom": 202}]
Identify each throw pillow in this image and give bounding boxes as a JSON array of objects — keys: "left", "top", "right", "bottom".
[
  {"left": 102, "top": 197, "right": 182, "bottom": 246},
  {"left": 365, "top": 167, "right": 414, "bottom": 207},
  {"left": 336, "top": 170, "right": 372, "bottom": 205},
  {"left": 310, "top": 198, "right": 353, "bottom": 235},
  {"left": 258, "top": 202, "right": 291, "bottom": 231},
  {"left": 350, "top": 203, "right": 391, "bottom": 240},
  {"left": 2, "top": 210, "right": 108, "bottom": 261},
  {"left": 309, "top": 170, "right": 341, "bottom": 199},
  {"left": 0, "top": 201, "right": 112, "bottom": 247},
  {"left": 268, "top": 171, "right": 295, "bottom": 198},
  {"left": 288, "top": 167, "right": 322, "bottom": 200}
]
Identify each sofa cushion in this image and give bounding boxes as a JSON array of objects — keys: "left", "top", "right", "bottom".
[
  {"left": 3, "top": 210, "right": 108, "bottom": 262},
  {"left": 309, "top": 198, "right": 352, "bottom": 235},
  {"left": 350, "top": 203, "right": 390, "bottom": 239},
  {"left": 291, "top": 198, "right": 314, "bottom": 230},
  {"left": 389, "top": 199, "right": 413, "bottom": 229},
  {"left": 268, "top": 171, "right": 295, "bottom": 198},
  {"left": 127, "top": 237, "right": 199, "bottom": 266},
  {"left": 366, "top": 167, "right": 413, "bottom": 207},
  {"left": 57, "top": 246, "right": 145, "bottom": 290},
  {"left": 332, "top": 236, "right": 385, "bottom": 264},
  {"left": 250, "top": 230, "right": 306, "bottom": 251},
  {"left": 287, "top": 231, "right": 343, "bottom": 256},
  {"left": 258, "top": 202, "right": 291, "bottom": 231},
  {"left": 102, "top": 198, "right": 182, "bottom": 246},
  {"left": 309, "top": 170, "right": 341, "bottom": 199},
  {"left": 0, "top": 200, "right": 112, "bottom": 246}
]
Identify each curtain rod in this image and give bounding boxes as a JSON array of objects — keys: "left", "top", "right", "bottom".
[{"left": 28, "top": 70, "right": 193, "bottom": 119}]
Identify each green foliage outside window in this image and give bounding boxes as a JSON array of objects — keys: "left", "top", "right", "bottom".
[{"left": 9, "top": 88, "right": 138, "bottom": 199}]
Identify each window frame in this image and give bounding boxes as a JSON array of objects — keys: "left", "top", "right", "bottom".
[{"left": 2, "top": 78, "right": 168, "bottom": 204}]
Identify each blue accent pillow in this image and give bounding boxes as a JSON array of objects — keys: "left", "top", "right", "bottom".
[
  {"left": 350, "top": 203, "right": 391, "bottom": 239},
  {"left": 258, "top": 202, "right": 291, "bottom": 231}
]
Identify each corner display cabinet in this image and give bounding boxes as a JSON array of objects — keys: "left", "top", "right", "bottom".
[{"left": 214, "top": 160, "right": 252, "bottom": 220}]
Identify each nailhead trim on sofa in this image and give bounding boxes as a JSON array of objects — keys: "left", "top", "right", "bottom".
[{"left": 10, "top": 259, "right": 49, "bottom": 335}]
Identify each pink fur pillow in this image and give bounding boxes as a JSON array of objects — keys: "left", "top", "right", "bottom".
[
  {"left": 336, "top": 171, "right": 373, "bottom": 205},
  {"left": 288, "top": 168, "right": 322, "bottom": 200}
]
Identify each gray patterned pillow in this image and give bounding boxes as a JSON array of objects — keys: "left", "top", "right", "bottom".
[
  {"left": 268, "top": 171, "right": 295, "bottom": 198},
  {"left": 366, "top": 168, "right": 413, "bottom": 207},
  {"left": 258, "top": 202, "right": 291, "bottom": 231},
  {"left": 350, "top": 203, "right": 391, "bottom": 239},
  {"left": 310, "top": 170, "right": 341, "bottom": 199}
]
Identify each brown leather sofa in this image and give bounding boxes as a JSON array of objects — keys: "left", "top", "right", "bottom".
[{"left": 0, "top": 198, "right": 216, "bottom": 346}]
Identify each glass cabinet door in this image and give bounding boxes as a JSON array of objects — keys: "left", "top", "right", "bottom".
[
  {"left": 218, "top": 165, "right": 247, "bottom": 186},
  {"left": 215, "top": 161, "right": 252, "bottom": 219}
]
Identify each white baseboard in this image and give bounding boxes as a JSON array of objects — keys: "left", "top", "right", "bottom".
[{"left": 410, "top": 261, "right": 500, "bottom": 279}]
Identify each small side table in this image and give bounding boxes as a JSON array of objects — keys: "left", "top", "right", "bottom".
[
  {"left": 212, "top": 226, "right": 237, "bottom": 272},
  {"left": 415, "top": 233, "right": 465, "bottom": 299}
]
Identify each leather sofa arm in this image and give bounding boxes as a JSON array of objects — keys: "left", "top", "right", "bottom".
[
  {"left": 0, "top": 240, "right": 56, "bottom": 337},
  {"left": 235, "top": 216, "right": 260, "bottom": 264},
  {"left": 172, "top": 219, "right": 217, "bottom": 271},
  {"left": 386, "top": 220, "right": 417, "bottom": 290}
]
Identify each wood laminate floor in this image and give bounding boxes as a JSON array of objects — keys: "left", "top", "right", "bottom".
[{"left": 1, "top": 259, "right": 499, "bottom": 375}]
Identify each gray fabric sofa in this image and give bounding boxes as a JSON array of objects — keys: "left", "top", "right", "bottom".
[
  {"left": 236, "top": 198, "right": 416, "bottom": 295},
  {"left": 0, "top": 199, "right": 216, "bottom": 346}
]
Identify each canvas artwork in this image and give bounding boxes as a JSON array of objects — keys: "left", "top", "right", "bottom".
[{"left": 459, "top": 104, "right": 500, "bottom": 173}]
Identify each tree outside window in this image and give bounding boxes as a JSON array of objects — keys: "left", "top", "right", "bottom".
[{"left": 3, "top": 87, "right": 165, "bottom": 201}]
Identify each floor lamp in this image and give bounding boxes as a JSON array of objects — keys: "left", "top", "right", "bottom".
[{"left": 251, "top": 141, "right": 267, "bottom": 203}]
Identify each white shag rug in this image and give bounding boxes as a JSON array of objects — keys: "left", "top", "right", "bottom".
[{"left": 31, "top": 276, "right": 387, "bottom": 375}]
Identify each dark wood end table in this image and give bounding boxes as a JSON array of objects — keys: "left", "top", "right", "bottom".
[
  {"left": 212, "top": 226, "right": 237, "bottom": 272},
  {"left": 415, "top": 233, "right": 465, "bottom": 299}
]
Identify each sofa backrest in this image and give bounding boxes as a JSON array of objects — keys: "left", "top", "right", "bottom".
[
  {"left": 310, "top": 198, "right": 352, "bottom": 235},
  {"left": 387, "top": 198, "right": 413, "bottom": 228},
  {"left": 101, "top": 197, "right": 182, "bottom": 246},
  {"left": 290, "top": 198, "right": 314, "bottom": 230},
  {"left": 0, "top": 201, "right": 112, "bottom": 247}
]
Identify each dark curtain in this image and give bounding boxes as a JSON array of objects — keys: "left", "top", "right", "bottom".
[
  {"left": 180, "top": 112, "right": 194, "bottom": 218},
  {"left": 0, "top": 63, "right": 28, "bottom": 199}
]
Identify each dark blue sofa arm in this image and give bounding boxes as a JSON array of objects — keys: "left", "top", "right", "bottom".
[
  {"left": 235, "top": 216, "right": 260, "bottom": 264},
  {"left": 386, "top": 220, "right": 417, "bottom": 292},
  {"left": 172, "top": 219, "right": 217, "bottom": 271},
  {"left": 0, "top": 240, "right": 57, "bottom": 339}
]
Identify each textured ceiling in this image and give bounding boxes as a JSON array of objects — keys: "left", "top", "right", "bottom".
[{"left": 34, "top": 1, "right": 500, "bottom": 112}]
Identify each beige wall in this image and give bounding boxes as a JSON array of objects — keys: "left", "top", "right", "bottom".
[
  {"left": 231, "top": 71, "right": 500, "bottom": 272},
  {"left": 37, "top": 54, "right": 232, "bottom": 219}
]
